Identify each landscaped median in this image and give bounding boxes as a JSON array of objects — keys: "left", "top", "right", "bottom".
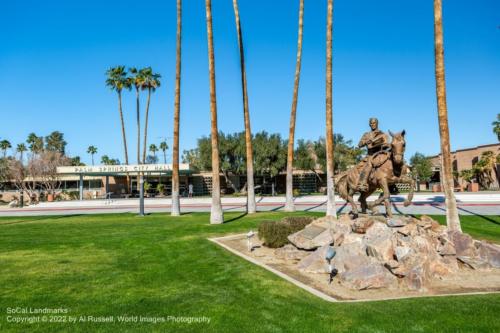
[{"left": 0, "top": 212, "right": 499, "bottom": 332}]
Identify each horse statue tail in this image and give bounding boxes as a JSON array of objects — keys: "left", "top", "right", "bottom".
[{"left": 334, "top": 172, "right": 349, "bottom": 201}]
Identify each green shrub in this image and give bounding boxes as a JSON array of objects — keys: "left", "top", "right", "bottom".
[
  {"left": 258, "top": 220, "right": 291, "bottom": 248},
  {"left": 293, "top": 189, "right": 301, "bottom": 197},
  {"left": 281, "top": 216, "right": 314, "bottom": 232},
  {"left": 258, "top": 216, "right": 313, "bottom": 248},
  {"left": 156, "top": 183, "right": 165, "bottom": 194}
]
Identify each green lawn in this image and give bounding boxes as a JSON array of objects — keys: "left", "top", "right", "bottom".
[{"left": 0, "top": 212, "right": 499, "bottom": 332}]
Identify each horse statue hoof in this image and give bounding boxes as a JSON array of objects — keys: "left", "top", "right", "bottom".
[{"left": 403, "top": 200, "right": 411, "bottom": 207}]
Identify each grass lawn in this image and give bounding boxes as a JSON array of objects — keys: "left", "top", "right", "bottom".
[{"left": 0, "top": 212, "right": 499, "bottom": 332}]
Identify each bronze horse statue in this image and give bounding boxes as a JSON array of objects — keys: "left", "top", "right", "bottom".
[{"left": 335, "top": 130, "right": 414, "bottom": 218}]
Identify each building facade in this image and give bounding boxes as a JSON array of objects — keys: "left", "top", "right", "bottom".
[{"left": 428, "top": 143, "right": 500, "bottom": 191}]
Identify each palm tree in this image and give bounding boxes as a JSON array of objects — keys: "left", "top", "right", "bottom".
[
  {"left": 129, "top": 67, "right": 145, "bottom": 165},
  {"left": 325, "top": 0, "right": 336, "bottom": 217},
  {"left": 149, "top": 144, "right": 158, "bottom": 162},
  {"left": 232, "top": 0, "right": 256, "bottom": 214},
  {"left": 0, "top": 140, "right": 11, "bottom": 158},
  {"left": 171, "top": 0, "right": 183, "bottom": 216},
  {"left": 16, "top": 143, "right": 27, "bottom": 162},
  {"left": 105, "top": 66, "right": 130, "bottom": 165},
  {"left": 433, "top": 0, "right": 461, "bottom": 232},
  {"left": 492, "top": 113, "right": 500, "bottom": 142},
  {"left": 26, "top": 133, "right": 43, "bottom": 155},
  {"left": 141, "top": 67, "right": 162, "bottom": 164},
  {"left": 45, "top": 131, "right": 67, "bottom": 154},
  {"left": 205, "top": 0, "right": 223, "bottom": 224},
  {"left": 285, "top": 0, "right": 304, "bottom": 212},
  {"left": 87, "top": 145, "right": 98, "bottom": 165},
  {"left": 160, "top": 141, "right": 169, "bottom": 164},
  {"left": 101, "top": 155, "right": 110, "bottom": 165}
]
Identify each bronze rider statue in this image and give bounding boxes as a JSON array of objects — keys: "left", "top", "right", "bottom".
[{"left": 357, "top": 118, "right": 390, "bottom": 192}]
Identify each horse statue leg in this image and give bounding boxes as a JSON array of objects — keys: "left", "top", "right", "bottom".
[
  {"left": 397, "top": 173, "right": 415, "bottom": 207},
  {"left": 368, "top": 179, "right": 391, "bottom": 216},
  {"left": 347, "top": 187, "right": 359, "bottom": 218},
  {"left": 358, "top": 188, "right": 375, "bottom": 214}
]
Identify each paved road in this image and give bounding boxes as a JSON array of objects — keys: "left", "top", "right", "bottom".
[{"left": 0, "top": 193, "right": 498, "bottom": 217}]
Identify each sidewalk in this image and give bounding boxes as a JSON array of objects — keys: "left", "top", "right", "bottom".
[{"left": 2, "top": 192, "right": 500, "bottom": 211}]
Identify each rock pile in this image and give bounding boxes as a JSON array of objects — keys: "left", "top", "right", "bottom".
[{"left": 275, "top": 214, "right": 500, "bottom": 291}]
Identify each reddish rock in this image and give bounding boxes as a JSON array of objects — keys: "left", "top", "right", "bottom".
[
  {"left": 364, "top": 223, "right": 396, "bottom": 263},
  {"left": 297, "top": 244, "right": 330, "bottom": 273},
  {"left": 448, "top": 230, "right": 476, "bottom": 257},
  {"left": 477, "top": 242, "right": 500, "bottom": 268},
  {"left": 438, "top": 242, "right": 456, "bottom": 256},
  {"left": 395, "top": 246, "right": 412, "bottom": 261},
  {"left": 340, "top": 262, "right": 397, "bottom": 290},
  {"left": 405, "top": 264, "right": 426, "bottom": 291},
  {"left": 274, "top": 244, "right": 308, "bottom": 261},
  {"left": 332, "top": 241, "right": 369, "bottom": 274},
  {"left": 457, "top": 256, "right": 490, "bottom": 270},
  {"left": 398, "top": 224, "right": 418, "bottom": 237},
  {"left": 351, "top": 217, "right": 374, "bottom": 234}
]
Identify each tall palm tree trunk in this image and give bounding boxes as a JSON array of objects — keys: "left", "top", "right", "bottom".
[
  {"left": 142, "top": 87, "right": 152, "bottom": 164},
  {"left": 118, "top": 91, "right": 129, "bottom": 165},
  {"left": 118, "top": 91, "right": 130, "bottom": 191},
  {"left": 134, "top": 87, "right": 142, "bottom": 195},
  {"left": 285, "top": 0, "right": 304, "bottom": 212},
  {"left": 232, "top": 0, "right": 256, "bottom": 214},
  {"left": 91, "top": 154, "right": 94, "bottom": 166},
  {"left": 135, "top": 87, "right": 141, "bottom": 165},
  {"left": 171, "top": 0, "right": 182, "bottom": 216},
  {"left": 434, "top": 0, "right": 461, "bottom": 232},
  {"left": 325, "top": 0, "right": 336, "bottom": 217},
  {"left": 206, "top": 0, "right": 223, "bottom": 224}
]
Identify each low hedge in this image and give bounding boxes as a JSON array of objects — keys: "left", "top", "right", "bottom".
[{"left": 258, "top": 216, "right": 314, "bottom": 248}]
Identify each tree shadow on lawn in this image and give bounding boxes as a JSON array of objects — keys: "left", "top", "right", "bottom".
[
  {"left": 0, "top": 214, "right": 83, "bottom": 226},
  {"left": 456, "top": 206, "right": 500, "bottom": 226},
  {"left": 223, "top": 212, "right": 248, "bottom": 224}
]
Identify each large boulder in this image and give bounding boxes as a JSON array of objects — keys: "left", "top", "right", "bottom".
[
  {"left": 332, "top": 241, "right": 370, "bottom": 274},
  {"left": 364, "top": 222, "right": 395, "bottom": 263},
  {"left": 351, "top": 217, "right": 374, "bottom": 234},
  {"left": 457, "top": 256, "right": 491, "bottom": 270},
  {"left": 274, "top": 244, "right": 308, "bottom": 261},
  {"left": 394, "top": 246, "right": 412, "bottom": 261},
  {"left": 397, "top": 223, "right": 418, "bottom": 237},
  {"left": 288, "top": 217, "right": 351, "bottom": 250},
  {"left": 405, "top": 264, "right": 427, "bottom": 291},
  {"left": 339, "top": 261, "right": 397, "bottom": 290},
  {"left": 448, "top": 230, "right": 476, "bottom": 257},
  {"left": 288, "top": 225, "right": 331, "bottom": 250},
  {"left": 477, "top": 242, "right": 500, "bottom": 268},
  {"left": 297, "top": 244, "right": 330, "bottom": 273}
]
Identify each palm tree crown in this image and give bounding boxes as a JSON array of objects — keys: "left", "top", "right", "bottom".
[
  {"left": 105, "top": 66, "right": 131, "bottom": 93},
  {"left": 16, "top": 143, "right": 27, "bottom": 161},
  {"left": 87, "top": 145, "right": 98, "bottom": 165},
  {"left": 26, "top": 133, "right": 44, "bottom": 154},
  {"left": 0, "top": 140, "right": 12, "bottom": 157},
  {"left": 149, "top": 144, "right": 158, "bottom": 157},
  {"left": 140, "top": 67, "right": 162, "bottom": 163},
  {"left": 159, "top": 141, "right": 169, "bottom": 164},
  {"left": 105, "top": 65, "right": 131, "bottom": 168},
  {"left": 140, "top": 67, "right": 161, "bottom": 92},
  {"left": 492, "top": 113, "right": 500, "bottom": 142}
]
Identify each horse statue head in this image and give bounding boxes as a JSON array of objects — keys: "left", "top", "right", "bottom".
[{"left": 388, "top": 130, "right": 406, "bottom": 165}]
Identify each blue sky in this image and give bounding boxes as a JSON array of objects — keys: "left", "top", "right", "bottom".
[{"left": 0, "top": 0, "right": 498, "bottom": 164}]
